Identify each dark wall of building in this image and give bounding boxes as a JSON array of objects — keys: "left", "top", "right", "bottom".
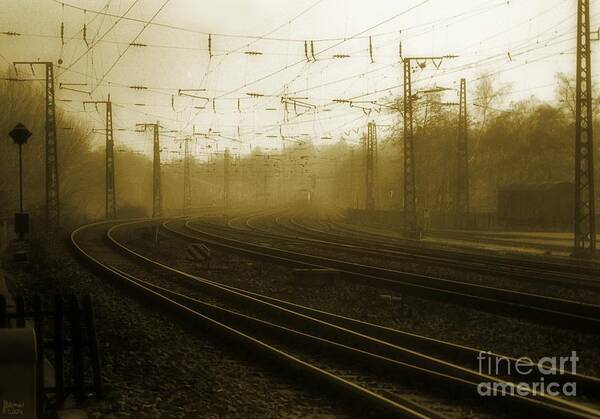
[{"left": 497, "top": 182, "right": 573, "bottom": 231}]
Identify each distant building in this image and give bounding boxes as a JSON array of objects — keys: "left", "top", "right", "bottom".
[{"left": 497, "top": 182, "right": 573, "bottom": 231}]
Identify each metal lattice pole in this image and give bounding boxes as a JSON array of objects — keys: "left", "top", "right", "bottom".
[
  {"left": 403, "top": 59, "right": 417, "bottom": 233},
  {"left": 45, "top": 63, "right": 60, "bottom": 231},
  {"left": 137, "top": 123, "right": 162, "bottom": 217},
  {"left": 84, "top": 98, "right": 116, "bottom": 218},
  {"left": 224, "top": 148, "right": 231, "bottom": 211},
  {"left": 152, "top": 123, "right": 162, "bottom": 218},
  {"left": 365, "top": 122, "right": 377, "bottom": 211},
  {"left": 574, "top": 0, "right": 596, "bottom": 255},
  {"left": 401, "top": 55, "right": 456, "bottom": 236},
  {"left": 105, "top": 100, "right": 116, "bottom": 218},
  {"left": 183, "top": 138, "right": 192, "bottom": 211},
  {"left": 456, "top": 78, "right": 469, "bottom": 228}
]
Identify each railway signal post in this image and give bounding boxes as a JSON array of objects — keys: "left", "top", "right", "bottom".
[{"left": 9, "top": 123, "right": 32, "bottom": 241}]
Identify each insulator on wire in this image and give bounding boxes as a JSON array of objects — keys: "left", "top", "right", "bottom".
[
  {"left": 83, "top": 10, "right": 88, "bottom": 46},
  {"left": 369, "top": 36, "right": 374, "bottom": 63},
  {"left": 212, "top": 98, "right": 216, "bottom": 113},
  {"left": 60, "top": 3, "right": 65, "bottom": 46},
  {"left": 208, "top": 34, "right": 213, "bottom": 58},
  {"left": 304, "top": 41, "right": 309, "bottom": 61},
  {"left": 399, "top": 40, "right": 403, "bottom": 59},
  {"left": 171, "top": 95, "right": 175, "bottom": 111},
  {"left": 310, "top": 40, "right": 316, "bottom": 61},
  {"left": 237, "top": 98, "right": 241, "bottom": 112}
]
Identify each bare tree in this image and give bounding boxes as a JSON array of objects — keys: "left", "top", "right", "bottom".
[
  {"left": 555, "top": 72, "right": 600, "bottom": 119},
  {"left": 473, "top": 72, "right": 512, "bottom": 129}
]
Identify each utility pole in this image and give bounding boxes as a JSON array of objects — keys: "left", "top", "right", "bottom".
[
  {"left": 456, "top": 78, "right": 469, "bottom": 228},
  {"left": 137, "top": 123, "right": 162, "bottom": 218},
  {"left": 365, "top": 122, "right": 377, "bottom": 211},
  {"left": 84, "top": 97, "right": 116, "bottom": 219},
  {"left": 14, "top": 62, "right": 59, "bottom": 231},
  {"left": 574, "top": 0, "right": 596, "bottom": 256},
  {"left": 263, "top": 173, "right": 268, "bottom": 206},
  {"left": 224, "top": 148, "right": 231, "bottom": 211},
  {"left": 349, "top": 148, "right": 356, "bottom": 208},
  {"left": 402, "top": 55, "right": 456, "bottom": 236},
  {"left": 183, "top": 137, "right": 192, "bottom": 211},
  {"left": 175, "top": 136, "right": 193, "bottom": 212}
]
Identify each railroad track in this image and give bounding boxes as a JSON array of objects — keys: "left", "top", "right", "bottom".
[
  {"left": 320, "top": 216, "right": 600, "bottom": 276},
  {"left": 72, "top": 219, "right": 600, "bottom": 418},
  {"left": 240, "top": 210, "right": 600, "bottom": 293},
  {"left": 178, "top": 217, "right": 600, "bottom": 333}
]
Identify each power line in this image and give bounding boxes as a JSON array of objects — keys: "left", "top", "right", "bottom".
[{"left": 90, "top": 0, "right": 172, "bottom": 94}]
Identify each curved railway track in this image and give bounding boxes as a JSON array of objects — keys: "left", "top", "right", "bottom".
[
  {"left": 71, "top": 218, "right": 600, "bottom": 418},
  {"left": 315, "top": 215, "right": 600, "bottom": 276},
  {"left": 280, "top": 213, "right": 600, "bottom": 291},
  {"left": 180, "top": 216, "right": 600, "bottom": 333},
  {"left": 226, "top": 210, "right": 600, "bottom": 296}
]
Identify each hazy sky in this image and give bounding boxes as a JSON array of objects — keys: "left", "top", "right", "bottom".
[{"left": 0, "top": 0, "right": 597, "bottom": 158}]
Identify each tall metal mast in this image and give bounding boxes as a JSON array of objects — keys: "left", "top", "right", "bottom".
[
  {"left": 365, "top": 122, "right": 377, "bottom": 211},
  {"left": 183, "top": 137, "right": 192, "bottom": 211},
  {"left": 224, "top": 148, "right": 231, "bottom": 211},
  {"left": 456, "top": 78, "right": 469, "bottom": 227},
  {"left": 574, "top": 0, "right": 596, "bottom": 255},
  {"left": 402, "top": 55, "right": 456, "bottom": 236},
  {"left": 14, "top": 62, "right": 59, "bottom": 231},
  {"left": 403, "top": 59, "right": 417, "bottom": 233},
  {"left": 137, "top": 123, "right": 162, "bottom": 218},
  {"left": 84, "top": 97, "right": 116, "bottom": 218}
]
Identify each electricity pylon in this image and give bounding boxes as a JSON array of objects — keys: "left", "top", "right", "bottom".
[
  {"left": 402, "top": 55, "right": 456, "bottom": 236},
  {"left": 137, "top": 122, "right": 162, "bottom": 218},
  {"left": 84, "top": 97, "right": 116, "bottom": 218},
  {"left": 175, "top": 137, "right": 193, "bottom": 212},
  {"left": 365, "top": 122, "right": 377, "bottom": 211},
  {"left": 224, "top": 148, "right": 231, "bottom": 211},
  {"left": 456, "top": 78, "right": 469, "bottom": 228},
  {"left": 574, "top": 0, "right": 596, "bottom": 256}
]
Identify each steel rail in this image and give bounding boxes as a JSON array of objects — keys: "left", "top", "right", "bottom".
[{"left": 181, "top": 219, "right": 600, "bottom": 333}]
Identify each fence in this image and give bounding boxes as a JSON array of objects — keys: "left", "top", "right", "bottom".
[{"left": 0, "top": 294, "right": 103, "bottom": 415}]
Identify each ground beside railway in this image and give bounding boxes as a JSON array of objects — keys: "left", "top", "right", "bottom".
[
  {"left": 1, "top": 236, "right": 352, "bottom": 418},
  {"left": 118, "top": 221, "right": 600, "bottom": 379}
]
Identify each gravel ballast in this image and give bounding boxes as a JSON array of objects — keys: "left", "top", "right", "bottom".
[{"left": 2, "top": 237, "right": 352, "bottom": 418}]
